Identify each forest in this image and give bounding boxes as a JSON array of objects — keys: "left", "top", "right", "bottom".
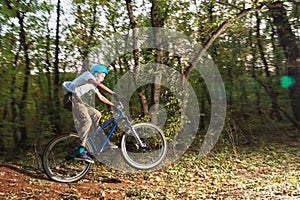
[{"left": 0, "top": 0, "right": 299, "bottom": 199}]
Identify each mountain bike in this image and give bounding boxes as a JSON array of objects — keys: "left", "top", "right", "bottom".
[{"left": 42, "top": 100, "right": 167, "bottom": 183}]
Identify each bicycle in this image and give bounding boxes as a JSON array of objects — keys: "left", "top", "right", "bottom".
[{"left": 42, "top": 100, "right": 167, "bottom": 183}]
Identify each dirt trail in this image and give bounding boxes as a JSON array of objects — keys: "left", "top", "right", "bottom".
[{"left": 0, "top": 163, "right": 129, "bottom": 199}]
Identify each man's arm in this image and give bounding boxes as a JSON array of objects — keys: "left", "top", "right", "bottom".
[
  {"left": 88, "top": 79, "right": 115, "bottom": 95},
  {"left": 95, "top": 90, "right": 114, "bottom": 106},
  {"left": 98, "top": 83, "right": 115, "bottom": 95}
]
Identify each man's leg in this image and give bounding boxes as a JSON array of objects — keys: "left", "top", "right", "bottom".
[
  {"left": 72, "top": 101, "right": 94, "bottom": 163},
  {"left": 87, "top": 105, "right": 118, "bottom": 149},
  {"left": 73, "top": 102, "right": 92, "bottom": 147}
]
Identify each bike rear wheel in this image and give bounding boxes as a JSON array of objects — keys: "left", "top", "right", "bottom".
[
  {"left": 42, "top": 133, "right": 93, "bottom": 183},
  {"left": 121, "top": 123, "right": 167, "bottom": 170}
]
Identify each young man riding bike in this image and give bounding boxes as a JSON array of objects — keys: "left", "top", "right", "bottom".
[{"left": 62, "top": 64, "right": 119, "bottom": 163}]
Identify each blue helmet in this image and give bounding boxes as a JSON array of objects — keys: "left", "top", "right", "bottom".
[{"left": 90, "top": 64, "right": 108, "bottom": 76}]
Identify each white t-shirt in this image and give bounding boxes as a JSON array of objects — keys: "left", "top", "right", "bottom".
[{"left": 62, "top": 71, "right": 99, "bottom": 97}]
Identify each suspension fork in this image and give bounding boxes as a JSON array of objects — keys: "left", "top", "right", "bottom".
[{"left": 124, "top": 117, "right": 146, "bottom": 148}]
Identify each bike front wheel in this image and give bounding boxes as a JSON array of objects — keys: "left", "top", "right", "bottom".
[
  {"left": 121, "top": 123, "right": 167, "bottom": 170},
  {"left": 42, "top": 133, "right": 93, "bottom": 183}
]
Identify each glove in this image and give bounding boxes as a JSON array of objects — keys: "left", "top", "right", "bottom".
[{"left": 112, "top": 93, "right": 121, "bottom": 102}]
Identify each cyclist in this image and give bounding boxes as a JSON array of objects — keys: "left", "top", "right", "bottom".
[{"left": 62, "top": 64, "right": 119, "bottom": 163}]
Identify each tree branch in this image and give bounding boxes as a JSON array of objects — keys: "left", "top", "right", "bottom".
[{"left": 185, "top": 3, "right": 268, "bottom": 79}]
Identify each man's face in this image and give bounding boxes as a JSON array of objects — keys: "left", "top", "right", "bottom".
[{"left": 96, "top": 72, "right": 106, "bottom": 83}]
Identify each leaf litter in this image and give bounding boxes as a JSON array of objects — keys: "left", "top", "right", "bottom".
[{"left": 0, "top": 141, "right": 299, "bottom": 199}]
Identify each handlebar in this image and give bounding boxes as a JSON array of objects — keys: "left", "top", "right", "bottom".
[{"left": 116, "top": 100, "right": 124, "bottom": 111}]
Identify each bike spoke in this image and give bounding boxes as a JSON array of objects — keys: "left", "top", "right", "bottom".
[
  {"left": 121, "top": 123, "right": 167, "bottom": 170},
  {"left": 42, "top": 133, "right": 92, "bottom": 182}
]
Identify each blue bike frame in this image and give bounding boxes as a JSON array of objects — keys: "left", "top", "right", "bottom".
[{"left": 88, "top": 111, "right": 124, "bottom": 154}]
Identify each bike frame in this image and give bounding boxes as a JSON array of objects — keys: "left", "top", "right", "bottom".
[
  {"left": 88, "top": 110, "right": 124, "bottom": 154},
  {"left": 87, "top": 108, "right": 145, "bottom": 155}
]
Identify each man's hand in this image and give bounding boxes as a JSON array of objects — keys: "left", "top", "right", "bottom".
[{"left": 111, "top": 105, "right": 122, "bottom": 112}]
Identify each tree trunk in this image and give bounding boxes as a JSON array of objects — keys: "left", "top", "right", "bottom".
[
  {"left": 78, "top": 1, "right": 97, "bottom": 62},
  {"left": 6, "top": 0, "right": 22, "bottom": 147},
  {"left": 269, "top": 2, "right": 300, "bottom": 127},
  {"left": 256, "top": 12, "right": 282, "bottom": 121},
  {"left": 150, "top": 0, "right": 163, "bottom": 124},
  {"left": 125, "top": 0, "right": 149, "bottom": 116},
  {"left": 16, "top": 9, "right": 30, "bottom": 145},
  {"left": 53, "top": 0, "right": 61, "bottom": 134},
  {"left": 45, "top": 7, "right": 55, "bottom": 129},
  {"left": 10, "top": 43, "right": 20, "bottom": 147},
  {"left": 0, "top": 103, "right": 7, "bottom": 151}
]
